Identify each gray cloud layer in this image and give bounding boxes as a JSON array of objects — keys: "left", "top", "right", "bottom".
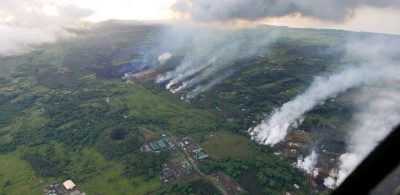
[
  {"left": 172, "top": 0, "right": 400, "bottom": 22},
  {"left": 0, "top": 0, "right": 91, "bottom": 56}
]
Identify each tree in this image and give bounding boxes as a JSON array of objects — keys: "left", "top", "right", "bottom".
[
  {"left": 124, "top": 151, "right": 169, "bottom": 179},
  {"left": 110, "top": 128, "right": 126, "bottom": 140},
  {"left": 3, "top": 180, "right": 12, "bottom": 188}
]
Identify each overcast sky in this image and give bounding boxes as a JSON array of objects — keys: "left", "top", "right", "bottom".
[
  {"left": 1, "top": 0, "right": 399, "bottom": 34},
  {"left": 0, "top": 0, "right": 400, "bottom": 34},
  {"left": 0, "top": 0, "right": 399, "bottom": 55}
]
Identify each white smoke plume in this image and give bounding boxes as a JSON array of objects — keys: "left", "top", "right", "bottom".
[
  {"left": 156, "top": 24, "right": 278, "bottom": 99},
  {"left": 249, "top": 36, "right": 400, "bottom": 146},
  {"left": 324, "top": 86, "right": 400, "bottom": 188},
  {"left": 324, "top": 169, "right": 339, "bottom": 189},
  {"left": 295, "top": 150, "right": 319, "bottom": 176},
  {"left": 243, "top": 34, "right": 400, "bottom": 188},
  {"left": 158, "top": 52, "right": 172, "bottom": 65},
  {"left": 183, "top": 69, "right": 235, "bottom": 101},
  {"left": 0, "top": 0, "right": 91, "bottom": 56}
]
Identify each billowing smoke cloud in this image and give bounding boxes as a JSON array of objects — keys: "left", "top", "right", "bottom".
[
  {"left": 158, "top": 52, "right": 172, "bottom": 65},
  {"left": 164, "top": 0, "right": 400, "bottom": 98},
  {"left": 295, "top": 150, "right": 319, "bottom": 177},
  {"left": 324, "top": 86, "right": 400, "bottom": 188},
  {"left": 0, "top": 0, "right": 91, "bottom": 56},
  {"left": 249, "top": 36, "right": 400, "bottom": 146},
  {"left": 172, "top": 0, "right": 400, "bottom": 22},
  {"left": 156, "top": 24, "right": 278, "bottom": 100},
  {"left": 245, "top": 35, "right": 400, "bottom": 188}
]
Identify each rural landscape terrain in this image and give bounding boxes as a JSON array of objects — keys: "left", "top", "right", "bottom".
[{"left": 0, "top": 21, "right": 397, "bottom": 195}]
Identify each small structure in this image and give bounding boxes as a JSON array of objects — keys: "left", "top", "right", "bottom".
[
  {"left": 192, "top": 148, "right": 209, "bottom": 160},
  {"left": 63, "top": 180, "right": 76, "bottom": 190},
  {"left": 142, "top": 137, "right": 171, "bottom": 152}
]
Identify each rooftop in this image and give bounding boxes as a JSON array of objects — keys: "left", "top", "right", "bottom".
[{"left": 63, "top": 180, "right": 76, "bottom": 190}]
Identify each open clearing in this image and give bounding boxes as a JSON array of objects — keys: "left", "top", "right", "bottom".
[
  {"left": 82, "top": 164, "right": 161, "bottom": 195},
  {"left": 0, "top": 152, "right": 41, "bottom": 195}
]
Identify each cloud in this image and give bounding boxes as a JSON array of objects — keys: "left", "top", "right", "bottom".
[
  {"left": 0, "top": 0, "right": 92, "bottom": 56},
  {"left": 262, "top": 6, "right": 400, "bottom": 35},
  {"left": 70, "top": 0, "right": 176, "bottom": 22},
  {"left": 172, "top": 0, "right": 400, "bottom": 22}
]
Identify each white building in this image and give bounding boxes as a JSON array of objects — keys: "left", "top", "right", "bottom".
[{"left": 63, "top": 180, "right": 76, "bottom": 190}]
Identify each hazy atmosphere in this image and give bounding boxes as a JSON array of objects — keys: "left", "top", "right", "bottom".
[
  {"left": 0, "top": 1, "right": 399, "bottom": 194},
  {"left": 1, "top": 0, "right": 400, "bottom": 56}
]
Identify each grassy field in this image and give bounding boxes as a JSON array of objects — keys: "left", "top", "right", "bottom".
[
  {"left": 0, "top": 56, "right": 28, "bottom": 79},
  {"left": 200, "top": 130, "right": 271, "bottom": 160},
  {"left": 0, "top": 152, "right": 41, "bottom": 195},
  {"left": 123, "top": 84, "right": 218, "bottom": 134},
  {"left": 0, "top": 23, "right": 361, "bottom": 194},
  {"left": 0, "top": 134, "right": 12, "bottom": 143},
  {"left": 82, "top": 164, "right": 161, "bottom": 195},
  {"left": 0, "top": 46, "right": 64, "bottom": 80}
]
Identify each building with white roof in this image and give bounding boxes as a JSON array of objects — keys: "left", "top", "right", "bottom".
[{"left": 63, "top": 180, "right": 76, "bottom": 190}]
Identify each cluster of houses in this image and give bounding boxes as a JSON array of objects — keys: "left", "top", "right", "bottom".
[
  {"left": 44, "top": 180, "right": 86, "bottom": 195},
  {"left": 141, "top": 136, "right": 174, "bottom": 152},
  {"left": 161, "top": 161, "right": 197, "bottom": 182},
  {"left": 141, "top": 135, "right": 209, "bottom": 161},
  {"left": 192, "top": 148, "right": 209, "bottom": 160},
  {"left": 140, "top": 134, "right": 211, "bottom": 185},
  {"left": 179, "top": 137, "right": 209, "bottom": 160}
]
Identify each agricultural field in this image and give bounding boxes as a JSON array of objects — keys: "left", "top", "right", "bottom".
[{"left": 0, "top": 21, "right": 366, "bottom": 195}]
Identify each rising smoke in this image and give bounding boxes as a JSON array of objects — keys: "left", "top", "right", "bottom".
[
  {"left": 295, "top": 150, "right": 319, "bottom": 177},
  {"left": 247, "top": 35, "right": 400, "bottom": 187},
  {"left": 249, "top": 35, "right": 400, "bottom": 146},
  {"left": 155, "top": 24, "right": 278, "bottom": 100},
  {"left": 162, "top": 0, "right": 400, "bottom": 99},
  {"left": 158, "top": 52, "right": 172, "bottom": 65},
  {"left": 166, "top": 1, "right": 400, "bottom": 189},
  {"left": 1, "top": 0, "right": 398, "bottom": 190},
  {"left": 324, "top": 86, "right": 400, "bottom": 188},
  {"left": 0, "top": 0, "right": 91, "bottom": 56}
]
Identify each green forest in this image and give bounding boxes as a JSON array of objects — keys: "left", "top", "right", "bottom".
[{"left": 0, "top": 22, "right": 361, "bottom": 195}]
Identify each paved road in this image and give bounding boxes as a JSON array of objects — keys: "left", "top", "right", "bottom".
[
  {"left": 171, "top": 137, "right": 228, "bottom": 195},
  {"left": 81, "top": 135, "right": 230, "bottom": 195}
]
